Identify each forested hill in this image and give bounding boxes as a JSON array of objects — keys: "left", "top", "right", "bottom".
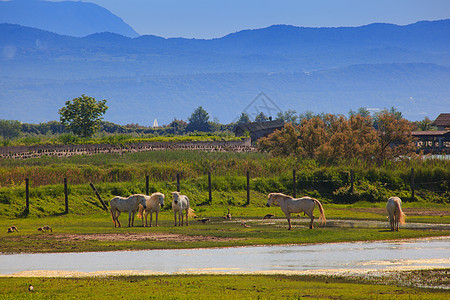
[{"left": 1, "top": 19, "right": 449, "bottom": 124}]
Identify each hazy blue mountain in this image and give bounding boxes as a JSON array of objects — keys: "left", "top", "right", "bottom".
[
  {"left": 0, "top": 0, "right": 139, "bottom": 38},
  {"left": 1, "top": 19, "right": 449, "bottom": 124}
]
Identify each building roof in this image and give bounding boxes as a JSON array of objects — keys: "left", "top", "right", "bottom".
[
  {"left": 235, "top": 119, "right": 285, "bottom": 134},
  {"left": 412, "top": 130, "right": 450, "bottom": 137},
  {"left": 431, "top": 113, "right": 450, "bottom": 127}
]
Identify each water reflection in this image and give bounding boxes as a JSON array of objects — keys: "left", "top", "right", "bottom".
[{"left": 0, "top": 238, "right": 448, "bottom": 275}]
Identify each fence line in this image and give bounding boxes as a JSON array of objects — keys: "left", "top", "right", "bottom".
[{"left": 15, "top": 168, "right": 448, "bottom": 215}]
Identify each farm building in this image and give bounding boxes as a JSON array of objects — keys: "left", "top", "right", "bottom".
[
  {"left": 431, "top": 113, "right": 450, "bottom": 130},
  {"left": 412, "top": 113, "right": 450, "bottom": 153},
  {"left": 234, "top": 119, "right": 285, "bottom": 142}
]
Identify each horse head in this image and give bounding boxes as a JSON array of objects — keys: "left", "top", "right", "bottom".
[
  {"left": 171, "top": 191, "right": 180, "bottom": 205},
  {"left": 157, "top": 192, "right": 165, "bottom": 207},
  {"left": 266, "top": 193, "right": 275, "bottom": 207},
  {"left": 267, "top": 193, "right": 288, "bottom": 207}
]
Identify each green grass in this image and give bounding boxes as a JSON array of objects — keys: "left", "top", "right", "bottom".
[
  {"left": 0, "top": 205, "right": 448, "bottom": 253},
  {"left": 0, "top": 274, "right": 448, "bottom": 299}
]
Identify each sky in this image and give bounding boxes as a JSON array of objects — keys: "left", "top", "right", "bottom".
[{"left": 40, "top": 0, "right": 450, "bottom": 39}]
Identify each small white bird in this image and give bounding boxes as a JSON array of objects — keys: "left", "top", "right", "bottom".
[{"left": 28, "top": 284, "right": 34, "bottom": 291}]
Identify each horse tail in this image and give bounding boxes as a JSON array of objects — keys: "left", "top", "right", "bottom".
[
  {"left": 110, "top": 206, "right": 116, "bottom": 224},
  {"left": 395, "top": 199, "right": 406, "bottom": 224},
  {"left": 188, "top": 208, "right": 197, "bottom": 218},
  {"left": 313, "top": 199, "right": 326, "bottom": 225},
  {"left": 137, "top": 204, "right": 145, "bottom": 219}
]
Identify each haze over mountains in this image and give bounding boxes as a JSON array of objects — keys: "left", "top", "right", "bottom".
[{"left": 1, "top": 0, "right": 449, "bottom": 125}]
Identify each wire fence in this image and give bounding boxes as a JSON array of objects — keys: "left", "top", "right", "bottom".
[{"left": 14, "top": 167, "right": 448, "bottom": 216}]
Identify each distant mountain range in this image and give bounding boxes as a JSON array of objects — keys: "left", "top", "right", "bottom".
[
  {"left": 0, "top": 1, "right": 449, "bottom": 124},
  {"left": 0, "top": 0, "right": 139, "bottom": 38}
]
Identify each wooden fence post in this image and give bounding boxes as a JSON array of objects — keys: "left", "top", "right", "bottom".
[
  {"left": 64, "top": 178, "right": 68, "bottom": 214},
  {"left": 293, "top": 169, "right": 296, "bottom": 198},
  {"left": 350, "top": 169, "right": 354, "bottom": 194},
  {"left": 208, "top": 172, "right": 212, "bottom": 203},
  {"left": 176, "top": 173, "right": 180, "bottom": 192},
  {"left": 410, "top": 167, "right": 415, "bottom": 200},
  {"left": 25, "top": 178, "right": 30, "bottom": 214},
  {"left": 89, "top": 183, "right": 108, "bottom": 211},
  {"left": 246, "top": 171, "right": 250, "bottom": 205},
  {"left": 145, "top": 175, "right": 149, "bottom": 195}
]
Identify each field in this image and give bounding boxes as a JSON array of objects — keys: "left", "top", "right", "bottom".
[
  {"left": 0, "top": 150, "right": 449, "bottom": 297},
  {"left": 1, "top": 272, "right": 449, "bottom": 299}
]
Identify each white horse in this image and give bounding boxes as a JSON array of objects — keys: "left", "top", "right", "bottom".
[
  {"left": 266, "top": 193, "right": 326, "bottom": 230},
  {"left": 386, "top": 196, "right": 406, "bottom": 231},
  {"left": 137, "top": 192, "right": 165, "bottom": 227},
  {"left": 110, "top": 194, "right": 147, "bottom": 227},
  {"left": 171, "top": 191, "right": 190, "bottom": 226}
]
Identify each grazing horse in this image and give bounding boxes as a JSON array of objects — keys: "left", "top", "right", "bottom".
[
  {"left": 386, "top": 196, "right": 406, "bottom": 231},
  {"left": 137, "top": 192, "right": 165, "bottom": 227},
  {"left": 171, "top": 191, "right": 190, "bottom": 226},
  {"left": 110, "top": 194, "right": 147, "bottom": 227},
  {"left": 266, "top": 193, "right": 326, "bottom": 230}
]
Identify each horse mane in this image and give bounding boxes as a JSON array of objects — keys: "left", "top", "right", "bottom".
[
  {"left": 269, "top": 193, "right": 292, "bottom": 201},
  {"left": 150, "top": 192, "right": 164, "bottom": 200}
]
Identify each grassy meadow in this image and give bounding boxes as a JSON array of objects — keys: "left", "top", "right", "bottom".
[{"left": 1, "top": 272, "right": 449, "bottom": 299}]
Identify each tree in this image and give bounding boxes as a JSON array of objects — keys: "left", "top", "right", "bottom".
[
  {"left": 375, "top": 110, "right": 415, "bottom": 163},
  {"left": 415, "top": 117, "right": 434, "bottom": 131},
  {"left": 237, "top": 112, "right": 251, "bottom": 124},
  {"left": 349, "top": 107, "right": 371, "bottom": 118},
  {"left": 59, "top": 94, "right": 108, "bottom": 138},
  {"left": 186, "top": 106, "right": 211, "bottom": 132},
  {"left": 0, "top": 119, "right": 21, "bottom": 139},
  {"left": 276, "top": 109, "right": 298, "bottom": 124},
  {"left": 167, "top": 119, "right": 187, "bottom": 135},
  {"left": 258, "top": 123, "right": 300, "bottom": 157},
  {"left": 254, "top": 112, "right": 269, "bottom": 122}
]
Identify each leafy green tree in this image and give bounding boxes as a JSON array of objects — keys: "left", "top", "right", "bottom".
[
  {"left": 276, "top": 109, "right": 298, "bottom": 124},
  {"left": 186, "top": 106, "right": 211, "bottom": 132},
  {"left": 298, "top": 111, "right": 315, "bottom": 122},
  {"left": 0, "top": 119, "right": 21, "bottom": 139},
  {"left": 254, "top": 112, "right": 269, "bottom": 122},
  {"left": 59, "top": 94, "right": 108, "bottom": 138},
  {"left": 237, "top": 112, "right": 251, "bottom": 124},
  {"left": 349, "top": 107, "right": 371, "bottom": 118},
  {"left": 167, "top": 119, "right": 187, "bottom": 135},
  {"left": 415, "top": 117, "right": 434, "bottom": 131}
]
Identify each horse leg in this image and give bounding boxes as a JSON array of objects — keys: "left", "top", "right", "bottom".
[
  {"left": 305, "top": 211, "right": 314, "bottom": 229},
  {"left": 144, "top": 211, "right": 148, "bottom": 227},
  {"left": 394, "top": 213, "right": 399, "bottom": 231},
  {"left": 185, "top": 209, "right": 189, "bottom": 226},
  {"left": 149, "top": 211, "right": 153, "bottom": 227},
  {"left": 283, "top": 211, "right": 292, "bottom": 230},
  {"left": 115, "top": 211, "right": 121, "bottom": 227},
  {"left": 128, "top": 211, "right": 132, "bottom": 227},
  {"left": 155, "top": 211, "right": 159, "bottom": 227},
  {"left": 181, "top": 211, "right": 184, "bottom": 226},
  {"left": 174, "top": 211, "right": 178, "bottom": 226}
]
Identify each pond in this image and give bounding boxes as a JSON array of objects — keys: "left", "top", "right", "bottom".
[{"left": 0, "top": 237, "right": 448, "bottom": 276}]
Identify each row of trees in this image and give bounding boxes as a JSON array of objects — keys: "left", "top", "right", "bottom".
[{"left": 258, "top": 110, "right": 415, "bottom": 163}]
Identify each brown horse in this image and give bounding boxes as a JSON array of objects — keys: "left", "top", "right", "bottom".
[{"left": 266, "top": 193, "right": 326, "bottom": 230}]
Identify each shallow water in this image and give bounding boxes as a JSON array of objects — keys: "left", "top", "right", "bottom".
[{"left": 0, "top": 237, "right": 448, "bottom": 275}]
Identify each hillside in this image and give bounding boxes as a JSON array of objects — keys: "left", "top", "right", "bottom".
[
  {"left": 1, "top": 20, "right": 450, "bottom": 124},
  {"left": 0, "top": 0, "right": 139, "bottom": 38}
]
